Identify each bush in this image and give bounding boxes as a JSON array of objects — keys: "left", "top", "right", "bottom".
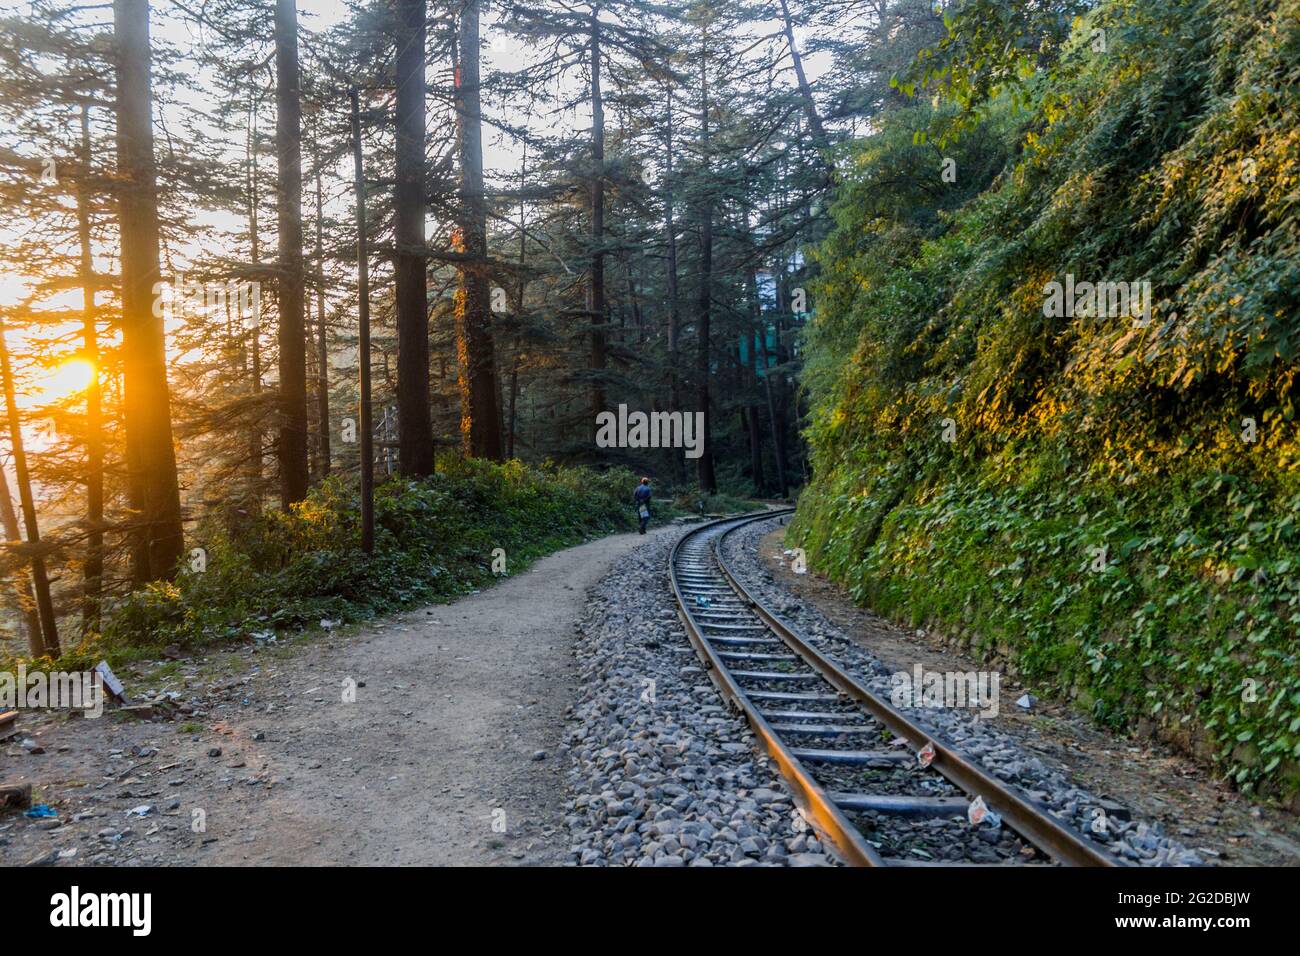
[{"left": 32, "top": 457, "right": 642, "bottom": 669}]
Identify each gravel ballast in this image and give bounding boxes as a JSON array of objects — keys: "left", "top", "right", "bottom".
[
  {"left": 719, "top": 515, "right": 1206, "bottom": 867},
  {"left": 562, "top": 524, "right": 836, "bottom": 867}
]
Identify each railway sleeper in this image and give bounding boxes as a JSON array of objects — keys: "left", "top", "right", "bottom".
[
  {"left": 790, "top": 747, "right": 912, "bottom": 766},
  {"left": 830, "top": 793, "right": 972, "bottom": 817}
]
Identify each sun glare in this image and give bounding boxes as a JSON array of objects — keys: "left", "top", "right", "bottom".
[{"left": 22, "top": 358, "right": 96, "bottom": 408}]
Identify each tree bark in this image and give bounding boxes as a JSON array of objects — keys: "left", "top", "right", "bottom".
[
  {"left": 759, "top": 278, "right": 789, "bottom": 498},
  {"left": 742, "top": 270, "right": 766, "bottom": 496},
  {"left": 0, "top": 463, "right": 40, "bottom": 648},
  {"left": 245, "top": 93, "right": 263, "bottom": 501},
  {"left": 587, "top": 9, "right": 607, "bottom": 432},
  {"left": 507, "top": 153, "right": 528, "bottom": 461},
  {"left": 113, "top": 0, "right": 184, "bottom": 583},
  {"left": 274, "top": 0, "right": 309, "bottom": 505},
  {"left": 453, "top": 0, "right": 503, "bottom": 460},
  {"left": 312, "top": 118, "right": 331, "bottom": 478},
  {"left": 777, "top": 0, "right": 828, "bottom": 147},
  {"left": 662, "top": 87, "right": 685, "bottom": 485},
  {"left": 349, "top": 88, "right": 376, "bottom": 552},
  {"left": 695, "top": 44, "right": 716, "bottom": 494},
  {"left": 394, "top": 0, "right": 435, "bottom": 476},
  {"left": 77, "top": 105, "right": 104, "bottom": 633},
  {"left": 0, "top": 319, "right": 60, "bottom": 656}
]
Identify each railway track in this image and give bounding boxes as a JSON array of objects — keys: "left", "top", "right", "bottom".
[{"left": 670, "top": 510, "right": 1123, "bottom": 868}]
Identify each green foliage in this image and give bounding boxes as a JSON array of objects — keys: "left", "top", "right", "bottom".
[
  {"left": 798, "top": 0, "right": 1300, "bottom": 798},
  {"left": 669, "top": 489, "right": 767, "bottom": 515},
  {"left": 894, "top": 0, "right": 1089, "bottom": 143},
  {"left": 16, "top": 457, "right": 643, "bottom": 670}
]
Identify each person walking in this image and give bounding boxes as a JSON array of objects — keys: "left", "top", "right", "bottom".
[{"left": 633, "top": 477, "right": 652, "bottom": 534}]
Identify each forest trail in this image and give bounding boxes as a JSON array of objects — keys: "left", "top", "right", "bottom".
[{"left": 3, "top": 525, "right": 679, "bottom": 867}]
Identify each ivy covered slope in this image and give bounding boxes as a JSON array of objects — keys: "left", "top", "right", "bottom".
[
  {"left": 34, "top": 458, "right": 641, "bottom": 669},
  {"left": 793, "top": 0, "right": 1300, "bottom": 801}
]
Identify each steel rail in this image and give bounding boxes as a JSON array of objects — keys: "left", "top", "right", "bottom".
[
  {"left": 669, "top": 510, "right": 885, "bottom": 866},
  {"left": 705, "top": 511, "right": 1122, "bottom": 868}
]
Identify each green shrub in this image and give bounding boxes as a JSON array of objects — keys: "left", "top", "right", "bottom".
[{"left": 20, "top": 457, "right": 642, "bottom": 670}]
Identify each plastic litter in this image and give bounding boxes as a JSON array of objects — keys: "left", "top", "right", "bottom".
[
  {"left": 24, "top": 804, "right": 57, "bottom": 819},
  {"left": 917, "top": 741, "right": 936, "bottom": 769},
  {"left": 694, "top": 596, "right": 711, "bottom": 608},
  {"left": 1016, "top": 693, "right": 1037, "bottom": 710},
  {"left": 94, "top": 660, "right": 128, "bottom": 702},
  {"left": 967, "top": 795, "right": 1002, "bottom": 829}
]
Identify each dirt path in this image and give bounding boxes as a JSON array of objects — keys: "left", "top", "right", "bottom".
[
  {"left": 1, "top": 525, "right": 678, "bottom": 867},
  {"left": 756, "top": 528, "right": 1300, "bottom": 866}
]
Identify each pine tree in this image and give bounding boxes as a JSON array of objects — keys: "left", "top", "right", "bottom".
[
  {"left": 274, "top": 0, "right": 310, "bottom": 504},
  {"left": 392, "top": 0, "right": 435, "bottom": 476},
  {"left": 114, "top": 0, "right": 184, "bottom": 583},
  {"left": 452, "top": 0, "right": 503, "bottom": 460}
]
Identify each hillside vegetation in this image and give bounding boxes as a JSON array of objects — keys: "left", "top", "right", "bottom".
[{"left": 792, "top": 0, "right": 1300, "bottom": 800}]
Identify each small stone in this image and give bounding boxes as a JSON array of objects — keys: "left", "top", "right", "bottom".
[
  {"left": 207, "top": 746, "right": 222, "bottom": 758},
  {"left": 788, "top": 852, "right": 832, "bottom": 867},
  {"left": 531, "top": 750, "right": 547, "bottom": 762}
]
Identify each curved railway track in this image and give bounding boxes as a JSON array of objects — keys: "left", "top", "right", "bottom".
[{"left": 669, "top": 510, "right": 1123, "bottom": 868}]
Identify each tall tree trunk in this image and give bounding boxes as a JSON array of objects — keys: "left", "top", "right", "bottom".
[
  {"left": 453, "top": 0, "right": 503, "bottom": 460},
  {"left": 246, "top": 94, "right": 263, "bottom": 501},
  {"left": 742, "top": 269, "right": 766, "bottom": 496},
  {"left": 394, "top": 0, "right": 435, "bottom": 476},
  {"left": 507, "top": 155, "right": 528, "bottom": 460},
  {"left": 695, "top": 46, "right": 716, "bottom": 494},
  {"left": 0, "top": 463, "right": 40, "bottom": 648},
  {"left": 777, "top": 0, "right": 828, "bottom": 147},
  {"left": 747, "top": 404, "right": 765, "bottom": 493},
  {"left": 348, "top": 87, "right": 376, "bottom": 553},
  {"left": 312, "top": 119, "right": 331, "bottom": 478},
  {"left": 758, "top": 280, "right": 788, "bottom": 498},
  {"left": 587, "top": 9, "right": 607, "bottom": 432},
  {"left": 114, "top": 0, "right": 183, "bottom": 583},
  {"left": 274, "top": 0, "right": 309, "bottom": 506},
  {"left": 77, "top": 105, "right": 104, "bottom": 633},
  {"left": 662, "top": 87, "right": 685, "bottom": 485},
  {"left": 0, "top": 320, "right": 60, "bottom": 656}
]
